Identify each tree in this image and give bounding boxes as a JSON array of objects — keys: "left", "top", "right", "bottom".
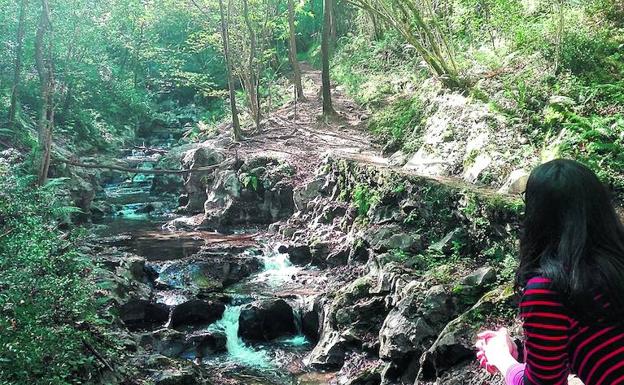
[
  {"left": 347, "top": 0, "right": 462, "bottom": 88},
  {"left": 35, "top": 0, "right": 54, "bottom": 185},
  {"left": 219, "top": 0, "right": 243, "bottom": 141},
  {"left": 8, "top": 0, "right": 29, "bottom": 130},
  {"left": 321, "top": 0, "right": 335, "bottom": 115},
  {"left": 241, "top": 0, "right": 260, "bottom": 129},
  {"left": 288, "top": 0, "right": 305, "bottom": 100}
]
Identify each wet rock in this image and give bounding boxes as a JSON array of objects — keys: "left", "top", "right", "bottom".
[
  {"left": 139, "top": 329, "right": 187, "bottom": 357},
  {"left": 139, "top": 329, "right": 227, "bottom": 358},
  {"left": 310, "top": 241, "right": 331, "bottom": 264},
  {"left": 239, "top": 299, "right": 297, "bottom": 341},
  {"left": 155, "top": 254, "right": 262, "bottom": 292},
  {"left": 498, "top": 169, "right": 529, "bottom": 195},
  {"left": 185, "top": 330, "right": 227, "bottom": 358},
  {"left": 326, "top": 245, "right": 349, "bottom": 266},
  {"left": 124, "top": 256, "right": 148, "bottom": 283},
  {"left": 170, "top": 300, "right": 225, "bottom": 328},
  {"left": 278, "top": 244, "right": 313, "bottom": 265},
  {"left": 119, "top": 299, "right": 169, "bottom": 328},
  {"left": 301, "top": 297, "right": 323, "bottom": 342},
  {"left": 307, "top": 331, "right": 347, "bottom": 369}
]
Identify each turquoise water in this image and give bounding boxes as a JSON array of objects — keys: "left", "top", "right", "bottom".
[
  {"left": 256, "top": 245, "right": 302, "bottom": 285},
  {"left": 209, "top": 305, "right": 272, "bottom": 368}
]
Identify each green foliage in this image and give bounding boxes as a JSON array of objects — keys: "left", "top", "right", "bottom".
[
  {"left": 351, "top": 183, "right": 380, "bottom": 217},
  {"left": 242, "top": 174, "right": 260, "bottom": 191},
  {"left": 368, "top": 97, "right": 424, "bottom": 149},
  {"left": 0, "top": 167, "right": 100, "bottom": 384},
  {"left": 548, "top": 109, "right": 624, "bottom": 193}
]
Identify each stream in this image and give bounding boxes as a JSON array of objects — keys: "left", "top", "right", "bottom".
[{"left": 92, "top": 145, "right": 330, "bottom": 384}]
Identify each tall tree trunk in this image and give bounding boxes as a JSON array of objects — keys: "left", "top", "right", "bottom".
[
  {"left": 219, "top": 0, "right": 242, "bottom": 141},
  {"left": 321, "top": 0, "right": 335, "bottom": 116},
  {"left": 329, "top": 0, "right": 337, "bottom": 51},
  {"left": 287, "top": 0, "right": 305, "bottom": 100},
  {"left": 242, "top": 0, "right": 260, "bottom": 130},
  {"left": 8, "top": 0, "right": 29, "bottom": 130},
  {"left": 35, "top": 0, "right": 54, "bottom": 186}
]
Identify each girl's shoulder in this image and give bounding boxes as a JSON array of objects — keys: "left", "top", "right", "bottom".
[{"left": 526, "top": 276, "right": 553, "bottom": 287}]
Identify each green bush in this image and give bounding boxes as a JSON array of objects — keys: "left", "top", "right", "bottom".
[{"left": 0, "top": 168, "right": 100, "bottom": 384}]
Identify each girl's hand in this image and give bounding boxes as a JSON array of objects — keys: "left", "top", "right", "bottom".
[
  {"left": 475, "top": 328, "right": 518, "bottom": 374},
  {"left": 477, "top": 328, "right": 518, "bottom": 360},
  {"left": 475, "top": 328, "right": 519, "bottom": 375}
]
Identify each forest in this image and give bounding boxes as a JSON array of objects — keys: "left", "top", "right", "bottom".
[{"left": 0, "top": 0, "right": 623, "bottom": 384}]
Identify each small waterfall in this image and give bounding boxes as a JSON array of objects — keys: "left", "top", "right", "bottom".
[
  {"left": 256, "top": 244, "right": 301, "bottom": 284},
  {"left": 281, "top": 297, "right": 310, "bottom": 348},
  {"left": 209, "top": 305, "right": 271, "bottom": 368}
]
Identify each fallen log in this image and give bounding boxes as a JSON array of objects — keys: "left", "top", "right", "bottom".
[
  {"left": 57, "top": 157, "right": 226, "bottom": 175},
  {"left": 122, "top": 145, "right": 169, "bottom": 155}
]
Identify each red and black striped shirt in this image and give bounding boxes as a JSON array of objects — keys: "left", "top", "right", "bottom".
[{"left": 515, "top": 276, "right": 624, "bottom": 385}]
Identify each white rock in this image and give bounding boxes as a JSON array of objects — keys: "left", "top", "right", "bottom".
[
  {"left": 388, "top": 150, "right": 409, "bottom": 167},
  {"left": 498, "top": 169, "right": 530, "bottom": 195},
  {"left": 463, "top": 153, "right": 492, "bottom": 183}
]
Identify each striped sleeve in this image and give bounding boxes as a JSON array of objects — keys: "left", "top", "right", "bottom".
[{"left": 519, "top": 277, "right": 571, "bottom": 385}]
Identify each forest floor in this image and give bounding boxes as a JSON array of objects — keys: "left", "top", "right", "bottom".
[{"left": 233, "top": 63, "right": 386, "bottom": 185}]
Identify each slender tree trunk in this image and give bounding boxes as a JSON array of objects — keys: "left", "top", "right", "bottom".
[
  {"left": 329, "top": 0, "right": 337, "bottom": 51},
  {"left": 242, "top": 0, "right": 260, "bottom": 130},
  {"left": 219, "top": 0, "right": 242, "bottom": 141},
  {"left": 8, "top": 0, "right": 29, "bottom": 130},
  {"left": 368, "top": 10, "right": 382, "bottom": 40},
  {"left": 287, "top": 0, "right": 305, "bottom": 100},
  {"left": 321, "top": 0, "right": 335, "bottom": 116},
  {"left": 35, "top": 0, "right": 54, "bottom": 186}
]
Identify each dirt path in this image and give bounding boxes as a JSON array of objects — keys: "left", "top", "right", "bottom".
[{"left": 234, "top": 62, "right": 387, "bottom": 184}]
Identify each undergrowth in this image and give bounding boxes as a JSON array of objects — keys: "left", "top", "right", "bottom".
[{"left": 0, "top": 165, "right": 104, "bottom": 384}]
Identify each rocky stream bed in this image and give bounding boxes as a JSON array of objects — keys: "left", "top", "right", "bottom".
[{"left": 80, "top": 129, "right": 525, "bottom": 385}]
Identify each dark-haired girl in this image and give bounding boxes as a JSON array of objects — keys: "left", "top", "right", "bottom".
[{"left": 476, "top": 159, "right": 624, "bottom": 385}]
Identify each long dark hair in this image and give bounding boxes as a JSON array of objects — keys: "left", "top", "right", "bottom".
[{"left": 515, "top": 158, "right": 624, "bottom": 323}]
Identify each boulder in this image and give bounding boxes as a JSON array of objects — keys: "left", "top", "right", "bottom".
[
  {"left": 139, "top": 329, "right": 187, "bottom": 357},
  {"left": 294, "top": 178, "right": 325, "bottom": 212},
  {"left": 139, "top": 329, "right": 227, "bottom": 358},
  {"left": 278, "top": 244, "right": 314, "bottom": 265},
  {"left": 181, "top": 147, "right": 225, "bottom": 214},
  {"left": 202, "top": 157, "right": 295, "bottom": 229},
  {"left": 301, "top": 297, "right": 323, "bottom": 342},
  {"left": 239, "top": 299, "right": 297, "bottom": 341},
  {"left": 119, "top": 299, "right": 169, "bottom": 328},
  {"left": 185, "top": 330, "right": 227, "bottom": 358},
  {"left": 155, "top": 254, "right": 262, "bottom": 292},
  {"left": 364, "top": 225, "right": 422, "bottom": 253},
  {"left": 307, "top": 331, "right": 347, "bottom": 369},
  {"left": 498, "top": 169, "right": 529, "bottom": 195},
  {"left": 170, "top": 300, "right": 225, "bottom": 328},
  {"left": 418, "top": 286, "right": 514, "bottom": 380},
  {"left": 309, "top": 276, "right": 389, "bottom": 369}
]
